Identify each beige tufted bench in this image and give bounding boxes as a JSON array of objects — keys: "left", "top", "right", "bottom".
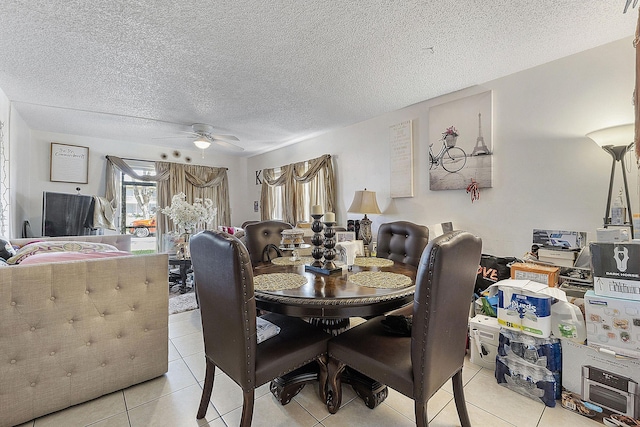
[{"left": 0, "top": 235, "right": 168, "bottom": 427}]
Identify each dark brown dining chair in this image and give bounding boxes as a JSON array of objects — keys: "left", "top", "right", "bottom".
[
  {"left": 190, "top": 230, "right": 331, "bottom": 426},
  {"left": 327, "top": 230, "right": 482, "bottom": 427},
  {"left": 244, "top": 220, "right": 293, "bottom": 264},
  {"left": 376, "top": 221, "right": 429, "bottom": 267}
]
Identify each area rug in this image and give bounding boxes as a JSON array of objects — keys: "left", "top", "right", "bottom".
[{"left": 168, "top": 291, "right": 198, "bottom": 315}]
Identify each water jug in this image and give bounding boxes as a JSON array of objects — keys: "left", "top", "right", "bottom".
[{"left": 550, "top": 300, "right": 586, "bottom": 344}]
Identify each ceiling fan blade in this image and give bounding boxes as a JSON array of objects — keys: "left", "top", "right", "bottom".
[
  {"left": 209, "top": 134, "right": 240, "bottom": 142},
  {"left": 153, "top": 135, "right": 191, "bottom": 139},
  {"left": 213, "top": 138, "right": 244, "bottom": 151}
]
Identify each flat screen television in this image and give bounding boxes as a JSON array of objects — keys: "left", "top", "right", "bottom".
[{"left": 42, "top": 191, "right": 94, "bottom": 237}]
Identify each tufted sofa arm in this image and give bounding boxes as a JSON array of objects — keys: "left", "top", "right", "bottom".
[
  {"left": 376, "top": 221, "right": 429, "bottom": 267},
  {"left": 0, "top": 253, "right": 168, "bottom": 427}
]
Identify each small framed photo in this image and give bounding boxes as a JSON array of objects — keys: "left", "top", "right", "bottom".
[
  {"left": 50, "top": 142, "right": 89, "bottom": 184},
  {"left": 335, "top": 231, "right": 356, "bottom": 243}
]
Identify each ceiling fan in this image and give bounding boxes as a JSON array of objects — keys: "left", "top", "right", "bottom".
[{"left": 159, "top": 123, "right": 243, "bottom": 152}]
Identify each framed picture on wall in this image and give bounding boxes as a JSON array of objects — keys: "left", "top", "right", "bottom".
[
  {"left": 336, "top": 231, "right": 356, "bottom": 243},
  {"left": 50, "top": 143, "right": 89, "bottom": 184}
]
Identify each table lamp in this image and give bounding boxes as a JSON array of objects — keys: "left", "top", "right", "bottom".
[
  {"left": 347, "top": 189, "right": 382, "bottom": 256},
  {"left": 586, "top": 124, "right": 635, "bottom": 237}
]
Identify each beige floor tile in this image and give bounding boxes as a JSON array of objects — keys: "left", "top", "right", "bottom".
[
  {"left": 320, "top": 397, "right": 415, "bottom": 427},
  {"left": 168, "top": 315, "right": 203, "bottom": 339},
  {"left": 168, "top": 309, "right": 201, "bottom": 324},
  {"left": 33, "top": 391, "right": 127, "bottom": 427},
  {"left": 167, "top": 340, "right": 181, "bottom": 362},
  {"left": 206, "top": 372, "right": 271, "bottom": 416},
  {"left": 462, "top": 369, "right": 544, "bottom": 427},
  {"left": 86, "top": 412, "right": 131, "bottom": 427},
  {"left": 127, "top": 384, "right": 219, "bottom": 427},
  {"left": 383, "top": 387, "right": 453, "bottom": 424},
  {"left": 183, "top": 351, "right": 207, "bottom": 382},
  {"left": 537, "top": 404, "right": 602, "bottom": 426},
  {"left": 15, "top": 421, "right": 34, "bottom": 427},
  {"left": 222, "top": 393, "right": 319, "bottom": 427},
  {"left": 429, "top": 400, "right": 516, "bottom": 427},
  {"left": 171, "top": 331, "right": 205, "bottom": 357},
  {"left": 123, "top": 359, "right": 197, "bottom": 409},
  {"left": 438, "top": 364, "right": 482, "bottom": 395}
]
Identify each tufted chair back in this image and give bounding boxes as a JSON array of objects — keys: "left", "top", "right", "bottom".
[
  {"left": 244, "top": 220, "right": 293, "bottom": 264},
  {"left": 327, "top": 231, "right": 482, "bottom": 426},
  {"left": 376, "top": 221, "right": 429, "bottom": 267},
  {"left": 190, "top": 230, "right": 331, "bottom": 425}
]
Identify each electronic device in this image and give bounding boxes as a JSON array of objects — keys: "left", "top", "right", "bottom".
[{"left": 582, "top": 365, "right": 640, "bottom": 418}]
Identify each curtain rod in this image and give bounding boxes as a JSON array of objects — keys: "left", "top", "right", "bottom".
[{"left": 105, "top": 155, "right": 228, "bottom": 170}]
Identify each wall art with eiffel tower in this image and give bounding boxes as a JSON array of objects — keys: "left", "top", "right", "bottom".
[{"left": 428, "top": 91, "right": 493, "bottom": 191}]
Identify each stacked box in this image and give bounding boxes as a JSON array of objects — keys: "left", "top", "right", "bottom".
[
  {"left": 563, "top": 340, "right": 640, "bottom": 419},
  {"left": 510, "top": 263, "right": 559, "bottom": 286},
  {"left": 591, "top": 242, "right": 640, "bottom": 301},
  {"left": 495, "top": 329, "right": 562, "bottom": 407},
  {"left": 584, "top": 290, "right": 640, "bottom": 359},
  {"left": 469, "top": 316, "right": 500, "bottom": 370}
]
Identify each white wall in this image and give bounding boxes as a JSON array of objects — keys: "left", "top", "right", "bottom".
[
  {"left": 0, "top": 88, "right": 32, "bottom": 238},
  {"left": 14, "top": 131, "right": 247, "bottom": 238},
  {"left": 246, "top": 36, "right": 640, "bottom": 257}
]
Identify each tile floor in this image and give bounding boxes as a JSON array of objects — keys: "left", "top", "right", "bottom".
[{"left": 16, "top": 310, "right": 601, "bottom": 427}]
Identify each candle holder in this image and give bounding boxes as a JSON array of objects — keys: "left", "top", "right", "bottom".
[
  {"left": 305, "top": 218, "right": 342, "bottom": 275},
  {"left": 309, "top": 214, "right": 324, "bottom": 268},
  {"left": 322, "top": 221, "right": 339, "bottom": 271}
]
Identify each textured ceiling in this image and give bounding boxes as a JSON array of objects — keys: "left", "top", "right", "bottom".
[{"left": 0, "top": 1, "right": 637, "bottom": 156}]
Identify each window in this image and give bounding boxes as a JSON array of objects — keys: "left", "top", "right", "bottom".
[{"left": 120, "top": 160, "right": 157, "bottom": 240}]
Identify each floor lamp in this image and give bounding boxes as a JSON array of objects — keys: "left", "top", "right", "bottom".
[{"left": 586, "top": 124, "right": 635, "bottom": 237}]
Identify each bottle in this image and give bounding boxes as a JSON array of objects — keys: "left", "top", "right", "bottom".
[
  {"left": 611, "top": 188, "right": 625, "bottom": 225},
  {"left": 550, "top": 301, "right": 586, "bottom": 344}
]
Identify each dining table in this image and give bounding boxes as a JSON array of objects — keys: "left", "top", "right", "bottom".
[{"left": 252, "top": 256, "right": 417, "bottom": 410}]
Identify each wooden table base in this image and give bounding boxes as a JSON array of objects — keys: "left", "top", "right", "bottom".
[{"left": 270, "top": 318, "right": 388, "bottom": 410}]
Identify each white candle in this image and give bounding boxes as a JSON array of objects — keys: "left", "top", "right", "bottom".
[
  {"left": 324, "top": 212, "right": 335, "bottom": 223},
  {"left": 311, "top": 205, "right": 323, "bottom": 215}
]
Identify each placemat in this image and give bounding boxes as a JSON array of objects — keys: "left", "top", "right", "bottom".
[
  {"left": 254, "top": 273, "right": 308, "bottom": 291},
  {"left": 349, "top": 271, "right": 412, "bottom": 289},
  {"left": 353, "top": 257, "right": 394, "bottom": 268},
  {"left": 271, "top": 256, "right": 315, "bottom": 266}
]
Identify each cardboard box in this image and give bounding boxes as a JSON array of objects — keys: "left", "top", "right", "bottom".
[
  {"left": 591, "top": 242, "right": 640, "bottom": 301},
  {"left": 510, "top": 262, "right": 559, "bottom": 286},
  {"left": 532, "top": 229, "right": 586, "bottom": 250},
  {"left": 537, "top": 248, "right": 577, "bottom": 268},
  {"left": 468, "top": 315, "right": 500, "bottom": 370},
  {"left": 585, "top": 290, "right": 640, "bottom": 359},
  {"left": 562, "top": 339, "right": 640, "bottom": 419}
]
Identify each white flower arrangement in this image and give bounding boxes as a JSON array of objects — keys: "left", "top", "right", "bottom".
[{"left": 162, "top": 192, "right": 217, "bottom": 232}]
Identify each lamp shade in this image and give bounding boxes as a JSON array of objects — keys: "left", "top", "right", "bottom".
[
  {"left": 348, "top": 189, "right": 382, "bottom": 215},
  {"left": 586, "top": 124, "right": 634, "bottom": 147},
  {"left": 193, "top": 138, "right": 211, "bottom": 149}
]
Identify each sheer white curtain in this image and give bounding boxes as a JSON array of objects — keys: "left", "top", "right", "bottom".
[{"left": 260, "top": 154, "right": 336, "bottom": 225}]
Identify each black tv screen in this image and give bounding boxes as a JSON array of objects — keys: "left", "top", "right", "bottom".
[{"left": 42, "top": 192, "right": 93, "bottom": 237}]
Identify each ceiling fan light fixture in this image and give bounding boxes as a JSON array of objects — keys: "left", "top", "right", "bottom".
[{"left": 193, "top": 138, "right": 211, "bottom": 149}]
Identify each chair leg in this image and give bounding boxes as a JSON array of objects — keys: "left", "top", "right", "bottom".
[
  {"left": 452, "top": 369, "right": 471, "bottom": 427},
  {"left": 240, "top": 389, "right": 255, "bottom": 427},
  {"left": 317, "top": 355, "right": 328, "bottom": 403},
  {"left": 326, "top": 357, "right": 346, "bottom": 414},
  {"left": 197, "top": 359, "right": 216, "bottom": 419},
  {"left": 415, "top": 401, "right": 428, "bottom": 427}
]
